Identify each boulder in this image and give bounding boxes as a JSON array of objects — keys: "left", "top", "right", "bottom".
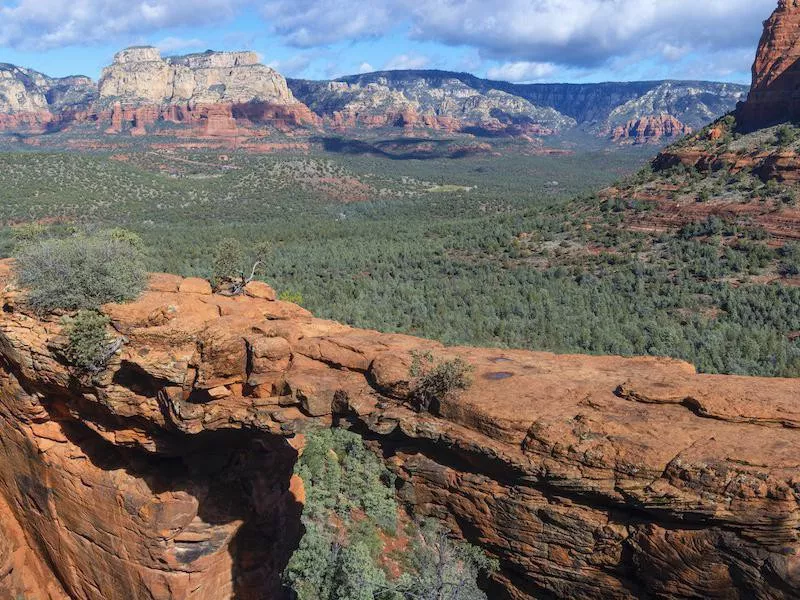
[
  {"left": 178, "top": 278, "right": 212, "bottom": 296},
  {"left": 244, "top": 280, "right": 277, "bottom": 301}
]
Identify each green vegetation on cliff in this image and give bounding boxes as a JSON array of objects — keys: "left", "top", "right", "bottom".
[
  {"left": 284, "top": 428, "right": 496, "bottom": 600},
  {"left": 13, "top": 229, "right": 147, "bottom": 312}
]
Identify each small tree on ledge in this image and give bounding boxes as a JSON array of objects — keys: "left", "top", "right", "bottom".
[
  {"left": 409, "top": 351, "right": 474, "bottom": 414},
  {"left": 61, "top": 310, "right": 126, "bottom": 374},
  {"left": 211, "top": 238, "right": 273, "bottom": 296}
]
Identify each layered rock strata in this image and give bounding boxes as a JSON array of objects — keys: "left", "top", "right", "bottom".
[
  {"left": 739, "top": 0, "right": 800, "bottom": 128},
  {"left": 288, "top": 75, "right": 574, "bottom": 135},
  {"left": 610, "top": 114, "right": 693, "bottom": 144},
  {"left": 0, "top": 263, "right": 798, "bottom": 599},
  {"left": 0, "top": 64, "right": 96, "bottom": 132},
  {"left": 96, "top": 47, "right": 318, "bottom": 135},
  {"left": 0, "top": 53, "right": 748, "bottom": 142}
]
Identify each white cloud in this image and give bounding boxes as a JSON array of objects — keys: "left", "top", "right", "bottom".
[
  {"left": 260, "top": 0, "right": 394, "bottom": 47},
  {"left": 258, "top": 0, "right": 773, "bottom": 74},
  {"left": 660, "top": 43, "right": 690, "bottom": 62},
  {"left": 487, "top": 61, "right": 557, "bottom": 82},
  {"left": 155, "top": 36, "right": 206, "bottom": 54},
  {"left": 0, "top": 0, "right": 245, "bottom": 50},
  {"left": 357, "top": 62, "right": 375, "bottom": 74},
  {"left": 384, "top": 53, "right": 430, "bottom": 70},
  {"left": 403, "top": 0, "right": 774, "bottom": 67},
  {"left": 0, "top": 0, "right": 778, "bottom": 82},
  {"left": 267, "top": 53, "right": 314, "bottom": 76}
]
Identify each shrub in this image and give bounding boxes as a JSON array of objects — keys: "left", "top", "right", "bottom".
[
  {"left": 403, "top": 520, "right": 499, "bottom": 600},
  {"left": 409, "top": 351, "right": 474, "bottom": 413},
  {"left": 212, "top": 237, "right": 244, "bottom": 284},
  {"left": 775, "top": 124, "right": 798, "bottom": 147},
  {"left": 212, "top": 238, "right": 273, "bottom": 294},
  {"left": 62, "top": 310, "right": 118, "bottom": 373},
  {"left": 279, "top": 290, "right": 305, "bottom": 305},
  {"left": 11, "top": 223, "right": 48, "bottom": 249},
  {"left": 104, "top": 227, "right": 144, "bottom": 249},
  {"left": 778, "top": 244, "right": 800, "bottom": 277},
  {"left": 14, "top": 231, "right": 147, "bottom": 313}
]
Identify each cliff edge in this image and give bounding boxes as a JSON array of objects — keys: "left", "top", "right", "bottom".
[
  {"left": 0, "top": 261, "right": 797, "bottom": 599},
  {"left": 739, "top": 0, "right": 800, "bottom": 128}
]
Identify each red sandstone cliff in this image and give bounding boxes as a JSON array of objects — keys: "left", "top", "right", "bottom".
[
  {"left": 0, "top": 262, "right": 798, "bottom": 599},
  {"left": 610, "top": 114, "right": 692, "bottom": 145},
  {"left": 739, "top": 0, "right": 800, "bottom": 128}
]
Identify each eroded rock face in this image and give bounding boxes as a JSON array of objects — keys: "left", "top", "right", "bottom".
[
  {"left": 0, "top": 263, "right": 798, "bottom": 599},
  {"left": 94, "top": 47, "right": 318, "bottom": 135},
  {"left": 0, "top": 48, "right": 318, "bottom": 138},
  {"left": 610, "top": 114, "right": 693, "bottom": 144},
  {"left": 739, "top": 0, "right": 800, "bottom": 128},
  {"left": 0, "top": 55, "right": 749, "bottom": 141},
  {"left": 290, "top": 74, "right": 747, "bottom": 140},
  {"left": 98, "top": 47, "right": 295, "bottom": 106},
  {"left": 288, "top": 74, "right": 574, "bottom": 135},
  {"left": 0, "top": 64, "right": 97, "bottom": 132}
]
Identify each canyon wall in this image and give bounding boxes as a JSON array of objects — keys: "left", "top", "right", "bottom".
[
  {"left": 0, "top": 50, "right": 746, "bottom": 142},
  {"left": 610, "top": 114, "right": 693, "bottom": 145},
  {"left": 0, "top": 64, "right": 97, "bottom": 133},
  {"left": 0, "top": 263, "right": 798, "bottom": 599},
  {"left": 95, "top": 47, "right": 319, "bottom": 136},
  {"left": 287, "top": 74, "right": 575, "bottom": 135},
  {"left": 739, "top": 0, "right": 800, "bottom": 128}
]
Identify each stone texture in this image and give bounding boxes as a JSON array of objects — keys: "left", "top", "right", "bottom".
[
  {"left": 99, "top": 48, "right": 294, "bottom": 106},
  {"left": 0, "top": 260, "right": 798, "bottom": 599},
  {"left": 0, "top": 64, "right": 96, "bottom": 132},
  {"left": 93, "top": 47, "right": 319, "bottom": 136},
  {"left": 0, "top": 53, "right": 748, "bottom": 140},
  {"left": 739, "top": 0, "right": 800, "bottom": 128},
  {"left": 244, "top": 280, "right": 277, "bottom": 301},
  {"left": 290, "top": 75, "right": 746, "bottom": 139},
  {"left": 290, "top": 74, "right": 575, "bottom": 135},
  {"left": 610, "top": 114, "right": 693, "bottom": 144},
  {"left": 178, "top": 277, "right": 213, "bottom": 295}
]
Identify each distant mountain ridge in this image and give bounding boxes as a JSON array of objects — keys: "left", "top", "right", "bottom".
[
  {"left": 289, "top": 71, "right": 748, "bottom": 140},
  {"left": 0, "top": 47, "right": 748, "bottom": 144}
]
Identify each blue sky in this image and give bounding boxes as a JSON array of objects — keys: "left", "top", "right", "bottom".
[{"left": 0, "top": 0, "right": 776, "bottom": 84}]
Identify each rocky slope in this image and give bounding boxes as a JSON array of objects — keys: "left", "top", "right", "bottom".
[
  {"left": 0, "top": 262, "right": 798, "bottom": 600},
  {"left": 506, "top": 81, "right": 747, "bottom": 131},
  {"left": 0, "top": 50, "right": 746, "bottom": 143},
  {"left": 738, "top": 0, "right": 800, "bottom": 129},
  {"left": 0, "top": 47, "right": 317, "bottom": 137},
  {"left": 288, "top": 73, "right": 575, "bottom": 135},
  {"left": 610, "top": 114, "right": 693, "bottom": 145},
  {"left": 0, "top": 64, "right": 96, "bottom": 131},
  {"left": 98, "top": 47, "right": 294, "bottom": 106},
  {"left": 602, "top": 81, "right": 746, "bottom": 132},
  {"left": 95, "top": 47, "right": 318, "bottom": 136},
  {"left": 290, "top": 73, "right": 747, "bottom": 140},
  {"left": 602, "top": 0, "right": 800, "bottom": 238}
]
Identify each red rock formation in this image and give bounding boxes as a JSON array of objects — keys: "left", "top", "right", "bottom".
[
  {"left": 611, "top": 114, "right": 693, "bottom": 144},
  {"left": 0, "top": 110, "right": 55, "bottom": 132},
  {"left": 95, "top": 101, "right": 319, "bottom": 138},
  {"left": 0, "top": 263, "right": 798, "bottom": 599},
  {"left": 739, "top": 0, "right": 800, "bottom": 128}
]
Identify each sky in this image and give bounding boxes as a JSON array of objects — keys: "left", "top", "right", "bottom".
[{"left": 0, "top": 0, "right": 777, "bottom": 84}]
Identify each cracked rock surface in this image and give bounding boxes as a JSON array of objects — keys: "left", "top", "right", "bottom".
[{"left": 0, "top": 260, "right": 798, "bottom": 599}]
